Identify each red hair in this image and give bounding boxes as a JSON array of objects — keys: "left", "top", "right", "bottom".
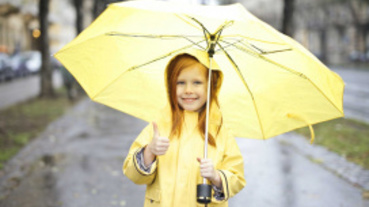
[{"left": 166, "top": 54, "right": 222, "bottom": 147}]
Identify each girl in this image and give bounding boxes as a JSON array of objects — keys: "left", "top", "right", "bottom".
[{"left": 123, "top": 54, "right": 245, "bottom": 206}]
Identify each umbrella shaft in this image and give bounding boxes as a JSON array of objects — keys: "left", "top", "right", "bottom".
[{"left": 203, "top": 57, "right": 213, "bottom": 184}]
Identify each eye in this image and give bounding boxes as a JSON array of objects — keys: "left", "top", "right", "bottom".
[
  {"left": 177, "top": 81, "right": 185, "bottom": 85},
  {"left": 194, "top": 81, "right": 203, "bottom": 85}
]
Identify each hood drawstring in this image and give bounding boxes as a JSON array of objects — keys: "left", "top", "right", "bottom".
[{"left": 287, "top": 113, "right": 315, "bottom": 144}]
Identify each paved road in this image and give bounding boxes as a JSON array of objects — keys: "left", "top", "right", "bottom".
[
  {"left": 231, "top": 137, "right": 368, "bottom": 207},
  {"left": 0, "top": 100, "right": 367, "bottom": 207},
  {"left": 332, "top": 67, "right": 369, "bottom": 123},
  {"left": 0, "top": 71, "right": 63, "bottom": 110}
]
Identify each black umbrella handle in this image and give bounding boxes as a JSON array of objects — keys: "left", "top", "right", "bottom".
[{"left": 197, "top": 184, "right": 212, "bottom": 204}]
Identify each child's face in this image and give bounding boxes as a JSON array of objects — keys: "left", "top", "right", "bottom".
[{"left": 176, "top": 64, "right": 208, "bottom": 112}]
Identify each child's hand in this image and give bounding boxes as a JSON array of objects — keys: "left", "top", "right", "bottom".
[
  {"left": 197, "top": 157, "right": 222, "bottom": 188},
  {"left": 147, "top": 122, "right": 170, "bottom": 156}
]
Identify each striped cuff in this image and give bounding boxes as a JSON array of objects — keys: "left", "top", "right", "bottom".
[
  {"left": 136, "top": 147, "right": 156, "bottom": 173},
  {"left": 212, "top": 184, "right": 225, "bottom": 201}
]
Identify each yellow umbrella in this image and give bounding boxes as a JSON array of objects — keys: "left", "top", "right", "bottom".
[{"left": 55, "top": 0, "right": 344, "bottom": 142}]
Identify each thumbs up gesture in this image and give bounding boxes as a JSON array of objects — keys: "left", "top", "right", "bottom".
[{"left": 147, "top": 122, "right": 170, "bottom": 156}]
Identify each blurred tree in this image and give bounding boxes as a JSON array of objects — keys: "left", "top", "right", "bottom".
[
  {"left": 217, "top": 0, "right": 236, "bottom": 4},
  {"left": 74, "top": 0, "right": 84, "bottom": 34},
  {"left": 282, "top": 0, "right": 295, "bottom": 36},
  {"left": 93, "top": 0, "right": 122, "bottom": 19},
  {"left": 62, "top": 0, "right": 85, "bottom": 101},
  {"left": 296, "top": 0, "right": 346, "bottom": 64},
  {"left": 39, "top": 0, "right": 54, "bottom": 98},
  {"left": 93, "top": 0, "right": 106, "bottom": 19},
  {"left": 331, "top": 0, "right": 369, "bottom": 58},
  {"left": 347, "top": 0, "right": 369, "bottom": 57}
]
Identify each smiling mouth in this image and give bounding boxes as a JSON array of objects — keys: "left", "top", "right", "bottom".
[{"left": 182, "top": 98, "right": 197, "bottom": 103}]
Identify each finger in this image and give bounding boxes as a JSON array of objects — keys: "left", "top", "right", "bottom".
[
  {"left": 200, "top": 165, "right": 211, "bottom": 171},
  {"left": 197, "top": 157, "right": 202, "bottom": 163},
  {"left": 159, "top": 137, "right": 170, "bottom": 143},
  {"left": 158, "top": 141, "right": 170, "bottom": 148},
  {"left": 157, "top": 148, "right": 169, "bottom": 155},
  {"left": 200, "top": 171, "right": 211, "bottom": 179},
  {"left": 152, "top": 122, "right": 160, "bottom": 137},
  {"left": 157, "top": 146, "right": 169, "bottom": 152}
]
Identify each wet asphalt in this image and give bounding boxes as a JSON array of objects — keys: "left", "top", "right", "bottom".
[{"left": 0, "top": 71, "right": 63, "bottom": 110}]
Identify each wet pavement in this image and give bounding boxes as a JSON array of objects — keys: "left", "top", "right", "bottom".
[
  {"left": 231, "top": 136, "right": 369, "bottom": 207},
  {"left": 0, "top": 99, "right": 368, "bottom": 207},
  {"left": 0, "top": 99, "right": 146, "bottom": 207},
  {"left": 332, "top": 67, "right": 369, "bottom": 123},
  {"left": 0, "top": 71, "right": 63, "bottom": 110}
]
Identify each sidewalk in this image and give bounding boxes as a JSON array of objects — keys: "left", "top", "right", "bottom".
[
  {"left": 0, "top": 71, "right": 63, "bottom": 110},
  {"left": 0, "top": 99, "right": 146, "bottom": 206}
]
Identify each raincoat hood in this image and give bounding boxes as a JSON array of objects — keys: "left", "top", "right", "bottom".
[{"left": 161, "top": 50, "right": 224, "bottom": 129}]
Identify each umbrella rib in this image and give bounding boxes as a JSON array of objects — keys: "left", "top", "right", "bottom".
[
  {"left": 127, "top": 40, "right": 207, "bottom": 72},
  {"left": 216, "top": 42, "right": 267, "bottom": 139},
  {"left": 175, "top": 14, "right": 203, "bottom": 32},
  {"left": 222, "top": 35, "right": 288, "bottom": 46},
  {"left": 128, "top": 43, "right": 204, "bottom": 72},
  {"left": 91, "top": 40, "right": 206, "bottom": 100},
  {"left": 184, "top": 16, "right": 211, "bottom": 36},
  {"left": 183, "top": 16, "right": 212, "bottom": 46},
  {"left": 219, "top": 37, "right": 292, "bottom": 55},
  {"left": 243, "top": 42, "right": 292, "bottom": 55},
  {"left": 217, "top": 39, "right": 258, "bottom": 54},
  {"left": 227, "top": 43, "right": 307, "bottom": 79},
  {"left": 106, "top": 32, "right": 206, "bottom": 50},
  {"left": 227, "top": 43, "right": 344, "bottom": 116},
  {"left": 106, "top": 32, "right": 204, "bottom": 39}
]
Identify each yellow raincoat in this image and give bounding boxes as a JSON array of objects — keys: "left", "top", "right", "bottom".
[{"left": 123, "top": 107, "right": 246, "bottom": 207}]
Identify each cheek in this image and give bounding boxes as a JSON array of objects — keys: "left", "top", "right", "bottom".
[
  {"left": 200, "top": 85, "right": 207, "bottom": 97},
  {"left": 176, "top": 86, "right": 181, "bottom": 96}
]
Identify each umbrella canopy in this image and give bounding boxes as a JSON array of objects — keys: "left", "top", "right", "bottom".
[{"left": 55, "top": 0, "right": 344, "bottom": 140}]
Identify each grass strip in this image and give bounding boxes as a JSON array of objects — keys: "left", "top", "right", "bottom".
[
  {"left": 295, "top": 118, "right": 369, "bottom": 169},
  {"left": 0, "top": 87, "right": 82, "bottom": 169}
]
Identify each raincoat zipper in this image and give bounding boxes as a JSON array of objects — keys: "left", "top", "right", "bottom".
[{"left": 171, "top": 137, "right": 181, "bottom": 206}]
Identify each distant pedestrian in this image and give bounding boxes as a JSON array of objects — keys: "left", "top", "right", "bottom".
[{"left": 123, "top": 54, "right": 245, "bottom": 206}]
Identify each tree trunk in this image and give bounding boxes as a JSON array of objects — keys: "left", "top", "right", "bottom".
[
  {"left": 354, "top": 24, "right": 366, "bottom": 54},
  {"left": 365, "top": 23, "right": 369, "bottom": 55},
  {"left": 319, "top": 28, "right": 328, "bottom": 64},
  {"left": 74, "top": 0, "right": 84, "bottom": 34},
  {"left": 218, "top": 0, "right": 236, "bottom": 4},
  {"left": 348, "top": 0, "right": 369, "bottom": 55},
  {"left": 93, "top": 0, "right": 105, "bottom": 19},
  {"left": 39, "top": 0, "right": 54, "bottom": 98},
  {"left": 282, "top": 0, "right": 295, "bottom": 36}
]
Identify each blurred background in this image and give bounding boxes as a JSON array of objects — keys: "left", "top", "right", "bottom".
[
  {"left": 0, "top": 0, "right": 368, "bottom": 207},
  {"left": 2, "top": 0, "right": 369, "bottom": 67}
]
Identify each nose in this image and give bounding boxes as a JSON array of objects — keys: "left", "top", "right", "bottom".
[{"left": 184, "top": 84, "right": 193, "bottom": 94}]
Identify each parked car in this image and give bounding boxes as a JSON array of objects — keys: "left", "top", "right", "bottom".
[
  {"left": 24, "top": 51, "right": 41, "bottom": 74},
  {"left": 0, "top": 53, "right": 15, "bottom": 82},
  {"left": 10, "top": 51, "right": 41, "bottom": 77}
]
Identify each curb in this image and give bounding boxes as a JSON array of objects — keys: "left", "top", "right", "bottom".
[{"left": 278, "top": 132, "right": 369, "bottom": 191}]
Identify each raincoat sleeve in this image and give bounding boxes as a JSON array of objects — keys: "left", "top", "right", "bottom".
[
  {"left": 212, "top": 129, "right": 246, "bottom": 203},
  {"left": 123, "top": 123, "right": 158, "bottom": 185}
]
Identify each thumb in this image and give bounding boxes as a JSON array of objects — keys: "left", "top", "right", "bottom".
[{"left": 152, "top": 122, "right": 160, "bottom": 137}]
